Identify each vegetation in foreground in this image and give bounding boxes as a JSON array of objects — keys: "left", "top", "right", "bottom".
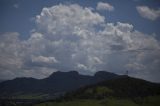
[
  {"left": 34, "top": 96, "right": 160, "bottom": 106},
  {"left": 34, "top": 76, "right": 160, "bottom": 106}
]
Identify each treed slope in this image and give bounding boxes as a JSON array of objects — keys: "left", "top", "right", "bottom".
[
  {"left": 34, "top": 76, "right": 160, "bottom": 106},
  {"left": 97, "top": 76, "right": 160, "bottom": 97},
  {"left": 67, "top": 76, "right": 160, "bottom": 99}
]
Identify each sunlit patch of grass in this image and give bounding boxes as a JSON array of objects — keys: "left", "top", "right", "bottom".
[
  {"left": 34, "top": 99, "right": 104, "bottom": 106},
  {"left": 34, "top": 96, "right": 160, "bottom": 106}
]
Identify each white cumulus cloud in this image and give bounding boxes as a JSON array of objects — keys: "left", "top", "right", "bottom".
[
  {"left": 0, "top": 4, "right": 160, "bottom": 82},
  {"left": 96, "top": 2, "right": 114, "bottom": 11}
]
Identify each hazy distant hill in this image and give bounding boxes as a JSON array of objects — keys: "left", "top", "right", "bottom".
[{"left": 0, "top": 71, "right": 119, "bottom": 98}]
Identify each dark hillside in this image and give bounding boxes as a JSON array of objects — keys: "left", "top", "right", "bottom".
[{"left": 68, "top": 76, "right": 160, "bottom": 99}]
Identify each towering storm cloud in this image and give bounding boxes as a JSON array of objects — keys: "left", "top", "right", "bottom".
[{"left": 0, "top": 3, "right": 160, "bottom": 82}]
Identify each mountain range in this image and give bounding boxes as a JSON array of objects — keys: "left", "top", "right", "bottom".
[
  {"left": 0, "top": 71, "right": 119, "bottom": 98},
  {"left": 1, "top": 71, "right": 160, "bottom": 106}
]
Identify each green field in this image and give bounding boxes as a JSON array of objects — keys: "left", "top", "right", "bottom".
[
  {"left": 9, "top": 93, "right": 50, "bottom": 99},
  {"left": 34, "top": 96, "right": 160, "bottom": 106}
]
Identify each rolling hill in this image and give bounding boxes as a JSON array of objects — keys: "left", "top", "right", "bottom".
[
  {"left": 67, "top": 75, "right": 160, "bottom": 99},
  {"left": 34, "top": 76, "right": 160, "bottom": 106}
]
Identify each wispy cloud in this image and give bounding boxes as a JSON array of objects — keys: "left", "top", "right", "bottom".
[
  {"left": 136, "top": 6, "right": 160, "bottom": 21},
  {"left": 13, "top": 4, "right": 19, "bottom": 9}
]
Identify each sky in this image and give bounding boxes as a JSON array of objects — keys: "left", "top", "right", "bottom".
[{"left": 0, "top": 0, "right": 160, "bottom": 82}]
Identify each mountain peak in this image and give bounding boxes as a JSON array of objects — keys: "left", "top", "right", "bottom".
[{"left": 48, "top": 71, "right": 79, "bottom": 78}]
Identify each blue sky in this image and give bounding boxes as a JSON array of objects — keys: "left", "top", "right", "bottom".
[
  {"left": 0, "top": 0, "right": 160, "bottom": 82},
  {"left": 1, "top": 0, "right": 160, "bottom": 39}
]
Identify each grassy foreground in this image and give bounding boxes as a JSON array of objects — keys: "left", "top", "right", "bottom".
[{"left": 34, "top": 96, "right": 160, "bottom": 106}]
